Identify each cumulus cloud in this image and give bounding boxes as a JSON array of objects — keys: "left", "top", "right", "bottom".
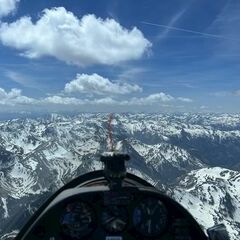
[
  {"left": 0, "top": 86, "right": 192, "bottom": 112},
  {"left": 64, "top": 73, "right": 142, "bottom": 95},
  {"left": 0, "top": 7, "right": 151, "bottom": 66},
  {"left": 42, "top": 96, "right": 118, "bottom": 106},
  {"left": 43, "top": 92, "right": 191, "bottom": 106},
  {"left": 0, "top": 0, "right": 19, "bottom": 17},
  {"left": 39, "top": 94, "right": 173, "bottom": 106},
  {"left": 0, "top": 87, "right": 35, "bottom": 105}
]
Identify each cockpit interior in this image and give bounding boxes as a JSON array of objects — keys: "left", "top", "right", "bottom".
[{"left": 16, "top": 153, "right": 229, "bottom": 240}]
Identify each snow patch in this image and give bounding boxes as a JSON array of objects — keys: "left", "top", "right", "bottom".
[{"left": 1, "top": 198, "right": 9, "bottom": 218}]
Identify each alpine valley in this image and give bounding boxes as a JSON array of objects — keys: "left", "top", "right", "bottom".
[{"left": 0, "top": 113, "right": 240, "bottom": 239}]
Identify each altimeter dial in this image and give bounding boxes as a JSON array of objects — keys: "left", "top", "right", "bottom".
[{"left": 133, "top": 197, "right": 168, "bottom": 237}]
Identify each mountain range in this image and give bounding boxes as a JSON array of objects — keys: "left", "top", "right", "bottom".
[{"left": 0, "top": 113, "right": 240, "bottom": 239}]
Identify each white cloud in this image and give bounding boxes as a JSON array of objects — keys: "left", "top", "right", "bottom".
[
  {"left": 117, "top": 67, "right": 147, "bottom": 81},
  {"left": 212, "top": 91, "right": 229, "bottom": 97},
  {"left": 91, "top": 97, "right": 117, "bottom": 105},
  {"left": 119, "top": 92, "right": 175, "bottom": 106},
  {"left": 177, "top": 97, "right": 193, "bottom": 102},
  {"left": 64, "top": 73, "right": 142, "bottom": 95},
  {"left": 126, "top": 93, "right": 192, "bottom": 105},
  {"left": 200, "top": 105, "right": 208, "bottom": 109},
  {"left": 143, "top": 92, "right": 174, "bottom": 103},
  {"left": 46, "top": 92, "right": 188, "bottom": 106},
  {"left": 42, "top": 96, "right": 118, "bottom": 106},
  {"left": 6, "top": 70, "right": 24, "bottom": 83},
  {"left": 0, "top": 86, "right": 192, "bottom": 112},
  {"left": 157, "top": 7, "right": 187, "bottom": 40},
  {"left": 5, "top": 70, "right": 32, "bottom": 87},
  {"left": 0, "top": 87, "right": 35, "bottom": 105},
  {"left": 0, "top": 7, "right": 151, "bottom": 66},
  {"left": 42, "top": 96, "right": 82, "bottom": 105},
  {"left": 232, "top": 90, "right": 240, "bottom": 96},
  {"left": 207, "top": 1, "right": 240, "bottom": 58},
  {"left": 0, "top": 0, "right": 19, "bottom": 17},
  {"left": 38, "top": 94, "right": 172, "bottom": 107},
  {"left": 212, "top": 90, "right": 240, "bottom": 97}
]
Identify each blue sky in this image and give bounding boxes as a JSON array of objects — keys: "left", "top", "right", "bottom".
[{"left": 0, "top": 0, "right": 240, "bottom": 113}]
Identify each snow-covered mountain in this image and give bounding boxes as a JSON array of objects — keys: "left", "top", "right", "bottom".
[
  {"left": 171, "top": 167, "right": 240, "bottom": 239},
  {"left": 0, "top": 113, "right": 240, "bottom": 239}
]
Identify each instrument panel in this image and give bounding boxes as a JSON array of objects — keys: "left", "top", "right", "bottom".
[{"left": 24, "top": 187, "right": 207, "bottom": 240}]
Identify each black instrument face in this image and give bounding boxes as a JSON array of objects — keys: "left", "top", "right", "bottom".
[
  {"left": 60, "top": 201, "right": 95, "bottom": 239},
  {"left": 133, "top": 197, "right": 168, "bottom": 237},
  {"left": 101, "top": 205, "right": 128, "bottom": 233}
]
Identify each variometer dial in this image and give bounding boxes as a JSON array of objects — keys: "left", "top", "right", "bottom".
[
  {"left": 60, "top": 201, "right": 95, "bottom": 239},
  {"left": 133, "top": 197, "right": 168, "bottom": 237}
]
